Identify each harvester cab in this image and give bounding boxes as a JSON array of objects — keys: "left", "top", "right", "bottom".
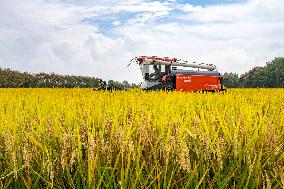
[{"left": 131, "top": 56, "right": 226, "bottom": 91}]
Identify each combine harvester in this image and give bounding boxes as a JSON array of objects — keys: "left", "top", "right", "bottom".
[{"left": 130, "top": 56, "right": 226, "bottom": 92}]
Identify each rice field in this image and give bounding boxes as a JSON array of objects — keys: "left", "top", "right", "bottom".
[{"left": 0, "top": 88, "right": 283, "bottom": 188}]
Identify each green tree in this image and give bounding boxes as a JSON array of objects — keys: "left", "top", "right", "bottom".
[
  {"left": 122, "top": 80, "right": 131, "bottom": 89},
  {"left": 240, "top": 57, "right": 284, "bottom": 88},
  {"left": 223, "top": 72, "right": 240, "bottom": 88}
]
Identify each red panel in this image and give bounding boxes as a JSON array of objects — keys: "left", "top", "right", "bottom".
[{"left": 176, "top": 74, "right": 221, "bottom": 91}]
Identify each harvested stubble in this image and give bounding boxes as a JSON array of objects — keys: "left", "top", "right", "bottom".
[{"left": 0, "top": 88, "right": 283, "bottom": 188}]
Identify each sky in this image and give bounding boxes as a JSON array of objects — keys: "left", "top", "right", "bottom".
[{"left": 0, "top": 0, "right": 284, "bottom": 83}]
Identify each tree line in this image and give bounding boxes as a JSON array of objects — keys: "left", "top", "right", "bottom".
[
  {"left": 223, "top": 57, "right": 284, "bottom": 88},
  {"left": 0, "top": 68, "right": 139, "bottom": 89}
]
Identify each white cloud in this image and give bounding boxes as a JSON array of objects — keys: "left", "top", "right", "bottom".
[
  {"left": 0, "top": 0, "right": 283, "bottom": 83},
  {"left": 113, "top": 21, "right": 121, "bottom": 26},
  {"left": 179, "top": 4, "right": 202, "bottom": 12}
]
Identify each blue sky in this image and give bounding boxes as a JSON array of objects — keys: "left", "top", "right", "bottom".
[
  {"left": 79, "top": 0, "right": 247, "bottom": 33},
  {"left": 171, "top": 0, "right": 245, "bottom": 6},
  {"left": 0, "top": 0, "right": 283, "bottom": 83}
]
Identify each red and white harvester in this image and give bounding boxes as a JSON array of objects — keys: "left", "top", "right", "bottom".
[{"left": 130, "top": 56, "right": 226, "bottom": 91}]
